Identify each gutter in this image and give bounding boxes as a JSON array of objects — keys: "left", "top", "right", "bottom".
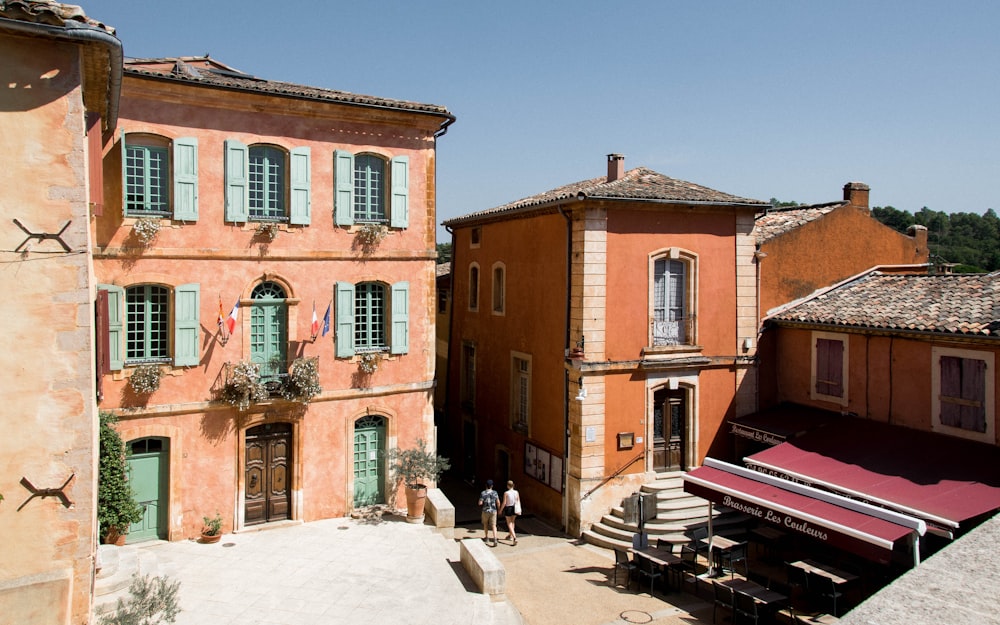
[
  {"left": 0, "top": 16, "right": 123, "bottom": 129},
  {"left": 557, "top": 203, "right": 573, "bottom": 532}
]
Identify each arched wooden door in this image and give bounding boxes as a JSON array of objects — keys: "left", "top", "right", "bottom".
[
  {"left": 653, "top": 387, "right": 686, "bottom": 472},
  {"left": 245, "top": 422, "right": 292, "bottom": 525},
  {"left": 353, "top": 415, "right": 385, "bottom": 507},
  {"left": 127, "top": 437, "right": 169, "bottom": 542}
]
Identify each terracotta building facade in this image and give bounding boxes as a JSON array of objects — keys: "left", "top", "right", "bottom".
[
  {"left": 94, "top": 57, "right": 453, "bottom": 541},
  {"left": 443, "top": 155, "right": 767, "bottom": 535},
  {"left": 0, "top": 3, "right": 121, "bottom": 623}
]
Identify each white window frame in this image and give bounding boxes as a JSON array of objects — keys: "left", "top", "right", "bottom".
[
  {"left": 810, "top": 331, "right": 849, "bottom": 407},
  {"left": 931, "top": 346, "right": 995, "bottom": 443}
]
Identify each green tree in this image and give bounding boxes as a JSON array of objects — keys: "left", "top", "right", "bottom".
[
  {"left": 98, "top": 412, "right": 144, "bottom": 541},
  {"left": 436, "top": 242, "right": 452, "bottom": 264}
]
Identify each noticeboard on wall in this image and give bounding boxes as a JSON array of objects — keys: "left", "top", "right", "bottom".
[{"left": 524, "top": 441, "right": 563, "bottom": 492}]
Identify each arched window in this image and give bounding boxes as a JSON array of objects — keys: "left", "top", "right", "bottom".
[
  {"left": 492, "top": 262, "right": 505, "bottom": 315},
  {"left": 250, "top": 281, "right": 288, "bottom": 379},
  {"left": 651, "top": 251, "right": 696, "bottom": 347},
  {"left": 469, "top": 264, "right": 480, "bottom": 311},
  {"left": 122, "top": 133, "right": 198, "bottom": 220}
]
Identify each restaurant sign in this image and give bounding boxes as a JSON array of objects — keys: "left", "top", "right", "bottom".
[
  {"left": 730, "top": 422, "right": 784, "bottom": 446},
  {"left": 720, "top": 494, "right": 829, "bottom": 542}
]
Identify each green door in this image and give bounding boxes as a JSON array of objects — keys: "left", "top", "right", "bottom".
[
  {"left": 250, "top": 282, "right": 287, "bottom": 381},
  {"left": 353, "top": 416, "right": 385, "bottom": 507},
  {"left": 127, "top": 438, "right": 168, "bottom": 542}
]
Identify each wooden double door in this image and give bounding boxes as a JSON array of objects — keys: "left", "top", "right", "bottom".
[
  {"left": 653, "top": 388, "right": 686, "bottom": 471},
  {"left": 245, "top": 423, "right": 292, "bottom": 525}
]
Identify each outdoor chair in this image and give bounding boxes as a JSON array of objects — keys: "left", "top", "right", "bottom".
[
  {"left": 637, "top": 552, "right": 665, "bottom": 595},
  {"left": 719, "top": 541, "right": 749, "bottom": 578},
  {"left": 807, "top": 571, "right": 844, "bottom": 617},
  {"left": 784, "top": 562, "right": 812, "bottom": 617},
  {"left": 712, "top": 580, "right": 734, "bottom": 623},
  {"left": 733, "top": 590, "right": 760, "bottom": 625},
  {"left": 613, "top": 549, "right": 637, "bottom": 589}
]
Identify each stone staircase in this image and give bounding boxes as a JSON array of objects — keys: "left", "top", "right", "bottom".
[
  {"left": 582, "top": 470, "right": 747, "bottom": 551},
  {"left": 93, "top": 542, "right": 175, "bottom": 617}
]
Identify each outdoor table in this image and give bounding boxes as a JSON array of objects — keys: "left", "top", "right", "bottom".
[
  {"left": 630, "top": 546, "right": 682, "bottom": 589},
  {"left": 790, "top": 559, "right": 858, "bottom": 586},
  {"left": 718, "top": 577, "right": 789, "bottom": 622},
  {"left": 706, "top": 535, "right": 738, "bottom": 576}
]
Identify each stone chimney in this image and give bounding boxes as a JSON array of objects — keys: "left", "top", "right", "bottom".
[
  {"left": 907, "top": 224, "right": 929, "bottom": 253},
  {"left": 843, "top": 182, "right": 870, "bottom": 211},
  {"left": 607, "top": 154, "right": 625, "bottom": 182}
]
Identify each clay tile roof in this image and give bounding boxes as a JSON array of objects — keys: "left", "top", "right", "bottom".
[
  {"left": 122, "top": 56, "right": 452, "bottom": 119},
  {"left": 0, "top": 0, "right": 114, "bottom": 32},
  {"left": 444, "top": 167, "right": 766, "bottom": 226},
  {"left": 753, "top": 201, "right": 848, "bottom": 244},
  {"left": 771, "top": 271, "right": 1000, "bottom": 337}
]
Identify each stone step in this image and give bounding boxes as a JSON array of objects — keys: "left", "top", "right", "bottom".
[{"left": 93, "top": 546, "right": 165, "bottom": 617}]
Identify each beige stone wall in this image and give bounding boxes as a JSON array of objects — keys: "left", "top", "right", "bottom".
[{"left": 0, "top": 36, "right": 98, "bottom": 625}]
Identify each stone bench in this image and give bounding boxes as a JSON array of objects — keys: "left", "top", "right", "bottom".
[
  {"left": 425, "top": 488, "right": 455, "bottom": 538},
  {"left": 459, "top": 538, "right": 505, "bottom": 599}
]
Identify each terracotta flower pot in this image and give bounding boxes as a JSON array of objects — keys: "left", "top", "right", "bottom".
[
  {"left": 200, "top": 532, "right": 222, "bottom": 544},
  {"left": 404, "top": 485, "right": 427, "bottom": 523}
]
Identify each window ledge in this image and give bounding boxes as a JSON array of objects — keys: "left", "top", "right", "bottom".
[{"left": 642, "top": 344, "right": 703, "bottom": 357}]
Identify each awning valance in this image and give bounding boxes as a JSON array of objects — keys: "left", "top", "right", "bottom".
[{"left": 684, "top": 459, "right": 923, "bottom": 564}]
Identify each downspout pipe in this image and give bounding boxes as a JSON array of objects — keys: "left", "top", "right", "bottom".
[
  {"left": 0, "top": 16, "right": 123, "bottom": 129},
  {"left": 558, "top": 204, "right": 573, "bottom": 532},
  {"left": 443, "top": 224, "right": 457, "bottom": 457}
]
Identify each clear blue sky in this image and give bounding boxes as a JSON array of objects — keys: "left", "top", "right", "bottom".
[{"left": 82, "top": 1, "right": 998, "bottom": 239}]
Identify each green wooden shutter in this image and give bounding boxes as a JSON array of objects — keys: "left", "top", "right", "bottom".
[
  {"left": 99, "top": 284, "right": 125, "bottom": 371},
  {"left": 390, "top": 155, "right": 409, "bottom": 229},
  {"left": 334, "top": 150, "right": 354, "bottom": 226},
  {"left": 173, "top": 283, "right": 200, "bottom": 366},
  {"left": 225, "top": 139, "right": 249, "bottom": 223},
  {"left": 335, "top": 281, "right": 355, "bottom": 358},
  {"left": 120, "top": 130, "right": 128, "bottom": 214},
  {"left": 289, "top": 146, "right": 311, "bottom": 225},
  {"left": 390, "top": 281, "right": 409, "bottom": 355},
  {"left": 173, "top": 137, "right": 199, "bottom": 221}
]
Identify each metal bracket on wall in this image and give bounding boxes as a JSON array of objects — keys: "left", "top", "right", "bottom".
[
  {"left": 17, "top": 474, "right": 75, "bottom": 510},
  {"left": 13, "top": 218, "right": 72, "bottom": 252}
]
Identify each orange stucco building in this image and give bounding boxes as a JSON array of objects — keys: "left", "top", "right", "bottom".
[
  {"left": 754, "top": 182, "right": 929, "bottom": 317},
  {"left": 0, "top": 3, "right": 120, "bottom": 623},
  {"left": 93, "top": 56, "right": 454, "bottom": 540},
  {"left": 443, "top": 155, "right": 767, "bottom": 535}
]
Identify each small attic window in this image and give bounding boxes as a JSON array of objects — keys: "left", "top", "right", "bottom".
[{"left": 470, "top": 227, "right": 481, "bottom": 248}]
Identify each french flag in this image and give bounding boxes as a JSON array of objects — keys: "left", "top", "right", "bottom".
[
  {"left": 311, "top": 301, "right": 320, "bottom": 337},
  {"left": 225, "top": 301, "right": 239, "bottom": 334}
]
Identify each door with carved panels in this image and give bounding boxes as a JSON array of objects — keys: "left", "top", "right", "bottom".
[
  {"left": 653, "top": 388, "right": 685, "bottom": 471},
  {"left": 353, "top": 415, "right": 385, "bottom": 507},
  {"left": 245, "top": 422, "right": 292, "bottom": 525}
]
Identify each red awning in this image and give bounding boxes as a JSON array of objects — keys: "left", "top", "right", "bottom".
[
  {"left": 684, "top": 461, "right": 919, "bottom": 564},
  {"left": 745, "top": 417, "right": 1000, "bottom": 529}
]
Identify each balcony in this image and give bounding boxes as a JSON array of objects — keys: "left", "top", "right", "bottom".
[{"left": 651, "top": 315, "right": 695, "bottom": 347}]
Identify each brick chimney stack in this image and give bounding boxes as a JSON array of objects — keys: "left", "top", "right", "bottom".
[
  {"left": 607, "top": 154, "right": 625, "bottom": 182},
  {"left": 843, "top": 181, "right": 870, "bottom": 212}
]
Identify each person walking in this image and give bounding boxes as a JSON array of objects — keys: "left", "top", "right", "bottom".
[
  {"left": 478, "top": 479, "right": 499, "bottom": 547},
  {"left": 502, "top": 480, "right": 521, "bottom": 545}
]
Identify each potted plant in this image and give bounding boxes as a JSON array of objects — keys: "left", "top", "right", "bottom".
[
  {"left": 200, "top": 512, "right": 223, "bottom": 543},
  {"left": 385, "top": 439, "right": 450, "bottom": 523},
  {"left": 221, "top": 361, "right": 268, "bottom": 411},
  {"left": 281, "top": 356, "right": 321, "bottom": 403},
  {"left": 255, "top": 222, "right": 279, "bottom": 241},
  {"left": 358, "top": 352, "right": 382, "bottom": 375},
  {"left": 98, "top": 412, "right": 145, "bottom": 545},
  {"left": 128, "top": 363, "right": 162, "bottom": 394}
]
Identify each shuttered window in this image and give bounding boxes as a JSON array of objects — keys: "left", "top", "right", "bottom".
[
  {"left": 126, "top": 285, "right": 169, "bottom": 362},
  {"left": 940, "top": 356, "right": 987, "bottom": 433},
  {"left": 815, "top": 338, "right": 845, "bottom": 398}
]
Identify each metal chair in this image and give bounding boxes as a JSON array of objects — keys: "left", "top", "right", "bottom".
[
  {"left": 719, "top": 541, "right": 749, "bottom": 578},
  {"left": 637, "top": 553, "right": 664, "bottom": 595},
  {"left": 712, "top": 581, "right": 734, "bottom": 624},
  {"left": 734, "top": 590, "right": 760, "bottom": 625},
  {"left": 784, "top": 562, "right": 811, "bottom": 618},
  {"left": 613, "top": 549, "right": 637, "bottom": 589},
  {"left": 807, "top": 571, "right": 844, "bottom": 617}
]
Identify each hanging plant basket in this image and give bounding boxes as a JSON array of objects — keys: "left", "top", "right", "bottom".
[
  {"left": 255, "top": 222, "right": 279, "bottom": 241},
  {"left": 220, "top": 361, "right": 268, "bottom": 411},
  {"left": 281, "top": 357, "right": 321, "bottom": 403},
  {"left": 132, "top": 217, "right": 161, "bottom": 245},
  {"left": 128, "top": 364, "right": 162, "bottom": 394},
  {"left": 355, "top": 223, "right": 388, "bottom": 251},
  {"left": 358, "top": 352, "right": 383, "bottom": 375}
]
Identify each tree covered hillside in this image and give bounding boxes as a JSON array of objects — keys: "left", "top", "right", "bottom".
[{"left": 871, "top": 206, "right": 999, "bottom": 273}]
